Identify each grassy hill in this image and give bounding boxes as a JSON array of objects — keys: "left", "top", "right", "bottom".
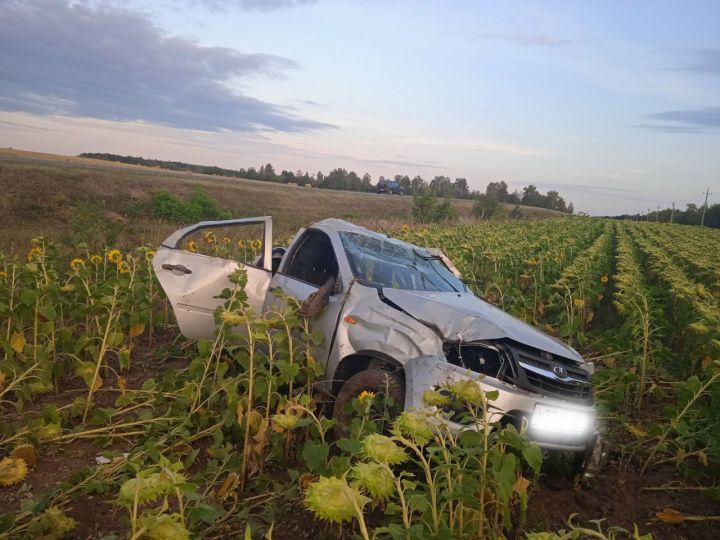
[{"left": 0, "top": 148, "right": 566, "bottom": 253}]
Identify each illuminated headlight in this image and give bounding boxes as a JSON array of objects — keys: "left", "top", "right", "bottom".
[{"left": 530, "top": 404, "right": 591, "bottom": 436}]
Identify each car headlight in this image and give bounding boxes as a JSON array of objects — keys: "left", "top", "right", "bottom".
[{"left": 530, "top": 404, "right": 591, "bottom": 436}]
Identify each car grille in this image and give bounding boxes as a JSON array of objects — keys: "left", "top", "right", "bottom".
[{"left": 511, "top": 345, "right": 592, "bottom": 403}]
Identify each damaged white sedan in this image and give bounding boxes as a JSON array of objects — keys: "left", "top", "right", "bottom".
[{"left": 154, "top": 217, "right": 603, "bottom": 474}]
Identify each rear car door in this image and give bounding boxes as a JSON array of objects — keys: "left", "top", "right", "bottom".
[{"left": 153, "top": 217, "right": 273, "bottom": 340}]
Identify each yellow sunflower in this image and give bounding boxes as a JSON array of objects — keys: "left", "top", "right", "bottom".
[
  {"left": 90, "top": 254, "right": 103, "bottom": 265},
  {"left": 357, "top": 390, "right": 375, "bottom": 403},
  {"left": 118, "top": 261, "right": 131, "bottom": 274},
  {"left": 600, "top": 274, "right": 609, "bottom": 284},
  {"left": 237, "top": 239, "right": 245, "bottom": 248},
  {"left": 27, "top": 246, "right": 43, "bottom": 262},
  {"left": 106, "top": 249, "right": 122, "bottom": 264},
  {"left": 70, "top": 258, "right": 85, "bottom": 272},
  {"left": 0, "top": 271, "right": 7, "bottom": 280},
  {"left": 186, "top": 240, "right": 198, "bottom": 253}
]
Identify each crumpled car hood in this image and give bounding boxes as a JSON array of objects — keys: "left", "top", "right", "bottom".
[{"left": 382, "top": 288, "right": 583, "bottom": 363}]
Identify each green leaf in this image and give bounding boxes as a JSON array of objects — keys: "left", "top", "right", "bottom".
[
  {"left": 39, "top": 304, "right": 57, "bottom": 322},
  {"left": 301, "top": 441, "right": 329, "bottom": 473},
  {"left": 188, "top": 503, "right": 224, "bottom": 525},
  {"left": 522, "top": 443, "right": 543, "bottom": 473}
]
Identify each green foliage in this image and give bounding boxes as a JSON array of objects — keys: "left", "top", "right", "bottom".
[
  {"left": 411, "top": 193, "right": 456, "bottom": 223},
  {"left": 150, "top": 190, "right": 231, "bottom": 224},
  {"left": 472, "top": 193, "right": 505, "bottom": 220}
]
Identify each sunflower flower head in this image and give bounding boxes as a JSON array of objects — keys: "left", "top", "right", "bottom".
[
  {"left": 351, "top": 462, "right": 395, "bottom": 500},
  {"left": 186, "top": 240, "right": 198, "bottom": 253},
  {"left": 202, "top": 231, "right": 216, "bottom": 245},
  {"left": 140, "top": 513, "right": 189, "bottom": 540},
  {"left": 272, "top": 413, "right": 300, "bottom": 432},
  {"left": 393, "top": 410, "right": 435, "bottom": 446},
  {"left": 27, "top": 246, "right": 43, "bottom": 262},
  {"left": 600, "top": 274, "right": 609, "bottom": 284},
  {"left": 237, "top": 239, "right": 245, "bottom": 248},
  {"left": 70, "top": 258, "right": 85, "bottom": 272},
  {"left": 219, "top": 309, "right": 245, "bottom": 326},
  {"left": 357, "top": 390, "right": 375, "bottom": 403},
  {"left": 90, "top": 254, "right": 103, "bottom": 265},
  {"left": 362, "top": 434, "right": 407, "bottom": 465},
  {"left": 106, "top": 249, "right": 122, "bottom": 264},
  {"left": 145, "top": 250, "right": 156, "bottom": 261},
  {"left": 0, "top": 457, "right": 28, "bottom": 486},
  {"left": 450, "top": 379, "right": 484, "bottom": 407},
  {"left": 573, "top": 298, "right": 586, "bottom": 309},
  {"left": 401, "top": 224, "right": 410, "bottom": 233},
  {"left": 0, "top": 271, "right": 7, "bottom": 280},
  {"left": 423, "top": 390, "right": 451, "bottom": 407},
  {"left": 118, "top": 261, "right": 131, "bottom": 274},
  {"left": 43, "top": 507, "right": 76, "bottom": 538},
  {"left": 304, "top": 476, "right": 369, "bottom": 524}
]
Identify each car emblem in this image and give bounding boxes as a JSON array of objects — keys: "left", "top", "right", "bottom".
[{"left": 553, "top": 366, "right": 568, "bottom": 378}]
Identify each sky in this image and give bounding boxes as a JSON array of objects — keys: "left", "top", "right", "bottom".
[{"left": 0, "top": 0, "right": 718, "bottom": 215}]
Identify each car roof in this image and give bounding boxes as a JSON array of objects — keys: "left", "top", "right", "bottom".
[{"left": 309, "top": 218, "right": 402, "bottom": 242}]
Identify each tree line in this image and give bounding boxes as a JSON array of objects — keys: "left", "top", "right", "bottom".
[
  {"left": 608, "top": 202, "right": 720, "bottom": 229},
  {"left": 79, "top": 153, "right": 574, "bottom": 214}
]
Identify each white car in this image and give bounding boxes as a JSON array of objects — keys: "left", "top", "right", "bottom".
[{"left": 154, "top": 217, "right": 603, "bottom": 474}]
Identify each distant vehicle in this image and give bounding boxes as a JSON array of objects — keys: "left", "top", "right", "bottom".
[{"left": 377, "top": 179, "right": 404, "bottom": 195}]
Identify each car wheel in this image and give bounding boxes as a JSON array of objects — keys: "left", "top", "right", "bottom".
[{"left": 332, "top": 368, "right": 404, "bottom": 437}]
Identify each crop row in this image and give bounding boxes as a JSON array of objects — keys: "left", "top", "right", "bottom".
[{"left": 626, "top": 223, "right": 720, "bottom": 373}]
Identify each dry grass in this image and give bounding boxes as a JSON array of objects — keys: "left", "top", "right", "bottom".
[{"left": 0, "top": 148, "right": 565, "bottom": 254}]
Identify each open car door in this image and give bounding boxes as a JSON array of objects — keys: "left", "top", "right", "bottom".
[{"left": 153, "top": 217, "right": 273, "bottom": 340}]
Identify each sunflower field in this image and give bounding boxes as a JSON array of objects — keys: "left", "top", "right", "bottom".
[{"left": 1, "top": 218, "right": 719, "bottom": 539}]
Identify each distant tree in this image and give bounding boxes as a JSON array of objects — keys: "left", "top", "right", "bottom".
[
  {"left": 412, "top": 193, "right": 456, "bottom": 223},
  {"left": 280, "top": 170, "right": 295, "bottom": 183},
  {"left": 508, "top": 190, "right": 521, "bottom": 204},
  {"left": 261, "top": 163, "right": 276, "bottom": 181},
  {"left": 521, "top": 185, "right": 543, "bottom": 207},
  {"left": 411, "top": 175, "right": 426, "bottom": 194},
  {"left": 567, "top": 202, "right": 574, "bottom": 215},
  {"left": 486, "top": 181, "right": 509, "bottom": 202},
  {"left": 398, "top": 175, "right": 412, "bottom": 195},
  {"left": 361, "top": 173, "right": 373, "bottom": 192},
  {"left": 429, "top": 175, "right": 453, "bottom": 197},
  {"left": 453, "top": 178, "right": 470, "bottom": 199},
  {"left": 472, "top": 194, "right": 504, "bottom": 220}
]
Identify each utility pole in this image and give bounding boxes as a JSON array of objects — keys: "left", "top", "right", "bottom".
[
  {"left": 670, "top": 202, "right": 675, "bottom": 224},
  {"left": 700, "top": 187, "right": 711, "bottom": 227},
  {"left": 656, "top": 206, "right": 660, "bottom": 222}
]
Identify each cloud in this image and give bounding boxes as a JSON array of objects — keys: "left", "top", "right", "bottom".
[
  {"left": 178, "top": 0, "right": 317, "bottom": 11},
  {"left": 477, "top": 32, "right": 577, "bottom": 48},
  {"left": 635, "top": 107, "right": 720, "bottom": 133},
  {"left": 676, "top": 48, "right": 720, "bottom": 75},
  {"left": 0, "top": 0, "right": 334, "bottom": 133}
]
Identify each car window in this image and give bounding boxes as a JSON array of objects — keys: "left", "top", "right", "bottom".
[
  {"left": 179, "top": 223, "right": 266, "bottom": 267},
  {"left": 339, "top": 231, "right": 466, "bottom": 292},
  {"left": 283, "top": 229, "right": 339, "bottom": 287}
]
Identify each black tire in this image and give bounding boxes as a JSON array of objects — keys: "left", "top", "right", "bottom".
[{"left": 332, "top": 368, "right": 404, "bottom": 437}]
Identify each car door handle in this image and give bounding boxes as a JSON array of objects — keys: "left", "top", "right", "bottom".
[{"left": 162, "top": 263, "right": 192, "bottom": 275}]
